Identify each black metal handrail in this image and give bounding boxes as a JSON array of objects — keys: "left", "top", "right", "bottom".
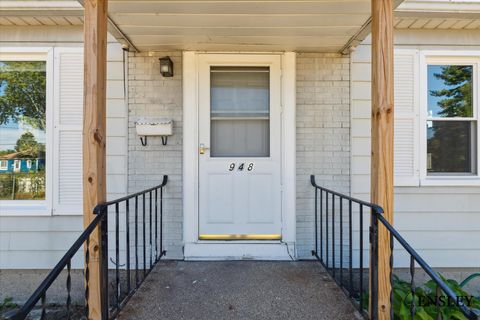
[
  {"left": 310, "top": 175, "right": 383, "bottom": 317},
  {"left": 3, "top": 212, "right": 105, "bottom": 320},
  {"left": 310, "top": 175, "right": 480, "bottom": 320},
  {"left": 371, "top": 212, "right": 480, "bottom": 320},
  {"left": 4, "top": 175, "right": 168, "bottom": 320}
]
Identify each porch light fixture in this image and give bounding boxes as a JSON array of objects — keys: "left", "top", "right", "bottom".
[{"left": 159, "top": 56, "right": 174, "bottom": 77}]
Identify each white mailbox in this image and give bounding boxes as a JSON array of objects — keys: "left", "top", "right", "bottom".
[{"left": 135, "top": 118, "right": 173, "bottom": 145}]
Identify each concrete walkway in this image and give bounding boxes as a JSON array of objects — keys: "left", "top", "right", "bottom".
[{"left": 118, "top": 261, "right": 361, "bottom": 320}]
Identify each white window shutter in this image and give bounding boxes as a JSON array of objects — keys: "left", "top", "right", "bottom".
[
  {"left": 394, "top": 49, "right": 420, "bottom": 186},
  {"left": 53, "top": 48, "right": 84, "bottom": 215}
]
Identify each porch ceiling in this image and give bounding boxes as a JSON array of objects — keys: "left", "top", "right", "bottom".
[
  {"left": 3, "top": 0, "right": 480, "bottom": 53},
  {"left": 104, "top": 0, "right": 375, "bottom": 53}
]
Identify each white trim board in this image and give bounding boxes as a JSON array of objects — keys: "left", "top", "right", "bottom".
[
  {"left": 184, "top": 242, "right": 295, "bottom": 261},
  {"left": 182, "top": 51, "right": 296, "bottom": 260}
]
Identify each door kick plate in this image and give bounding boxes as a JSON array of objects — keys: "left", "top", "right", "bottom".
[{"left": 199, "top": 234, "right": 282, "bottom": 240}]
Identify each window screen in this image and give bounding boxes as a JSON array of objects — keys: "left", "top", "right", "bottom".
[{"left": 210, "top": 66, "right": 270, "bottom": 157}]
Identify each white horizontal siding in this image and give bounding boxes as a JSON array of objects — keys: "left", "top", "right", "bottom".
[
  {"left": 350, "top": 29, "right": 480, "bottom": 268},
  {"left": 0, "top": 26, "right": 128, "bottom": 269},
  {"left": 0, "top": 250, "right": 84, "bottom": 269},
  {"left": 0, "top": 25, "right": 118, "bottom": 43},
  {"left": 0, "top": 215, "right": 84, "bottom": 269}
]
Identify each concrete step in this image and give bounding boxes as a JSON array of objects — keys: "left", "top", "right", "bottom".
[{"left": 118, "top": 261, "right": 362, "bottom": 320}]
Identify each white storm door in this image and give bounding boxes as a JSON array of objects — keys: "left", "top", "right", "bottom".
[{"left": 198, "top": 54, "right": 282, "bottom": 240}]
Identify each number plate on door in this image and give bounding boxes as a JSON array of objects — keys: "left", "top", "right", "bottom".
[{"left": 228, "top": 163, "right": 254, "bottom": 172}]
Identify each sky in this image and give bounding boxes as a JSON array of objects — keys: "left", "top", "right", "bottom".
[{"left": 0, "top": 120, "right": 46, "bottom": 152}]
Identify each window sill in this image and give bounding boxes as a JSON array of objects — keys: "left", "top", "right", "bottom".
[
  {"left": 420, "top": 177, "right": 480, "bottom": 187},
  {"left": 0, "top": 201, "right": 51, "bottom": 216}
]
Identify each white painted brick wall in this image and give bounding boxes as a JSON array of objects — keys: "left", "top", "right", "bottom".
[
  {"left": 296, "top": 53, "right": 351, "bottom": 259},
  {"left": 127, "top": 52, "right": 183, "bottom": 259}
]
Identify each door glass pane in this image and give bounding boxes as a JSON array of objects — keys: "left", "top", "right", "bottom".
[
  {"left": 210, "top": 66, "right": 270, "bottom": 157},
  {"left": 427, "top": 65, "right": 473, "bottom": 118},
  {"left": 211, "top": 119, "right": 269, "bottom": 157},
  {"left": 427, "top": 120, "right": 477, "bottom": 175}
]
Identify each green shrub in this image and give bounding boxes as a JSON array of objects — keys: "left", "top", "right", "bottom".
[
  {"left": 0, "top": 297, "right": 17, "bottom": 311},
  {"left": 392, "top": 275, "right": 480, "bottom": 320},
  {"left": 360, "top": 275, "right": 479, "bottom": 319}
]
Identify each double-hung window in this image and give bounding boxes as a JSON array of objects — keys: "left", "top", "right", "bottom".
[
  {"left": 0, "top": 49, "right": 51, "bottom": 211},
  {"left": 425, "top": 57, "right": 478, "bottom": 179},
  {"left": 0, "top": 47, "right": 84, "bottom": 216}
]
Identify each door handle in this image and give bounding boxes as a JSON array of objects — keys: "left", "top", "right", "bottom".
[{"left": 199, "top": 143, "right": 210, "bottom": 154}]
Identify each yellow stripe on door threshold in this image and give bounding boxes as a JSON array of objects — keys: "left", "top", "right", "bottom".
[{"left": 199, "top": 234, "right": 282, "bottom": 240}]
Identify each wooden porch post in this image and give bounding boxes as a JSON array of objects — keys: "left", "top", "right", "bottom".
[
  {"left": 371, "top": 0, "right": 394, "bottom": 318},
  {"left": 83, "top": 0, "right": 108, "bottom": 319}
]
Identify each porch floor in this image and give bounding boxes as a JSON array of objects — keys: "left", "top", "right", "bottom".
[{"left": 118, "top": 261, "right": 361, "bottom": 320}]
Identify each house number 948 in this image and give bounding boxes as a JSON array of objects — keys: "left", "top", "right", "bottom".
[{"left": 229, "top": 163, "right": 254, "bottom": 172}]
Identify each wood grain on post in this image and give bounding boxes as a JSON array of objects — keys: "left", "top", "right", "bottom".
[
  {"left": 371, "top": 0, "right": 394, "bottom": 318},
  {"left": 83, "top": 0, "right": 108, "bottom": 319}
]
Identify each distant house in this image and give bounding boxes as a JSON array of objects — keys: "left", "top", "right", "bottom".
[{"left": 0, "top": 152, "right": 45, "bottom": 173}]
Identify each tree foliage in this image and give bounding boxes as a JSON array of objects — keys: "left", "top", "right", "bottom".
[
  {"left": 0, "top": 149, "right": 16, "bottom": 157},
  {"left": 0, "top": 61, "right": 46, "bottom": 130},
  {"left": 15, "top": 132, "right": 44, "bottom": 158},
  {"left": 430, "top": 65, "right": 472, "bottom": 117}
]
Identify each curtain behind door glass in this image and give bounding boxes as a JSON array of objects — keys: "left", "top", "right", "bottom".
[{"left": 210, "top": 66, "right": 270, "bottom": 157}]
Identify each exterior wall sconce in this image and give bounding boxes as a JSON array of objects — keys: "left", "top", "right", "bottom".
[{"left": 159, "top": 56, "right": 174, "bottom": 77}]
